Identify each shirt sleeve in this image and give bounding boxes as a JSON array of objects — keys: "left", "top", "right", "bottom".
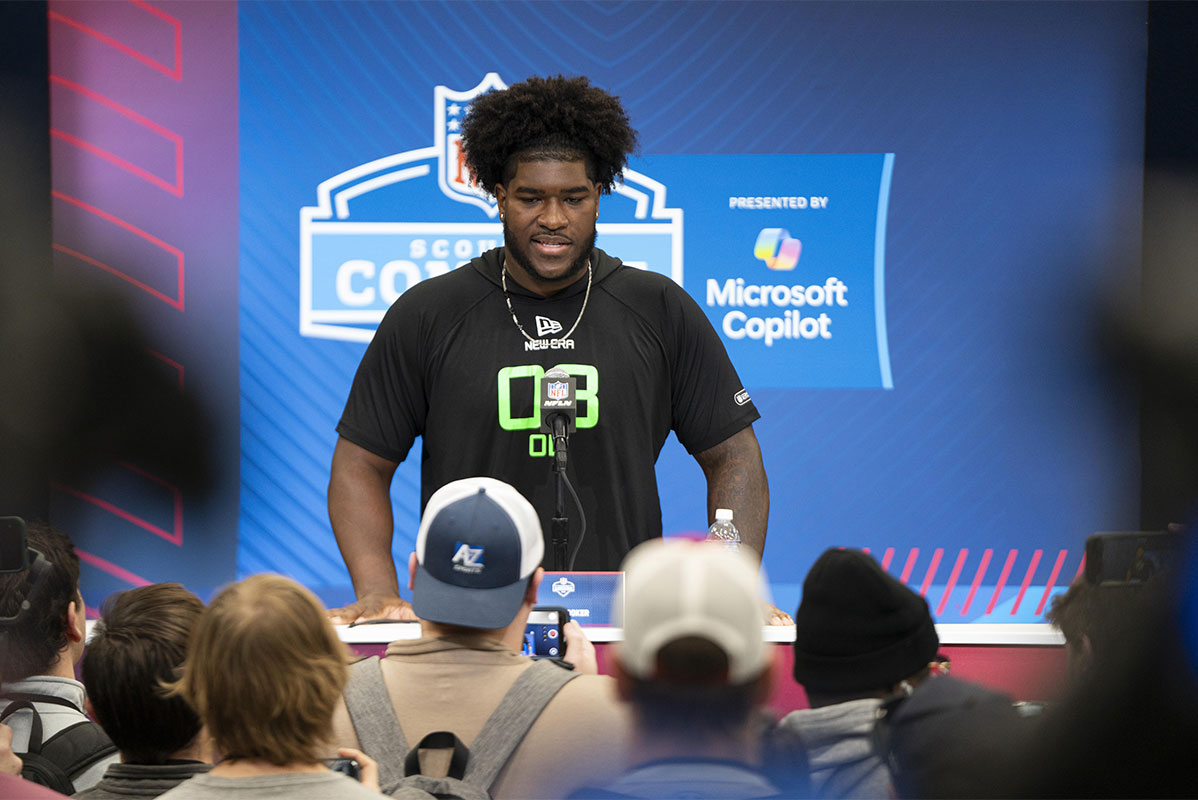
[
  {"left": 662, "top": 280, "right": 761, "bottom": 454},
  {"left": 335, "top": 296, "right": 429, "bottom": 464}
]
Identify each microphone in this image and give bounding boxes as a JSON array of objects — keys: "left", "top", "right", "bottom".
[{"left": 539, "top": 366, "right": 576, "bottom": 469}]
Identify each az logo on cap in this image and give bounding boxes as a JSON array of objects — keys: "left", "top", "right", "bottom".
[{"left": 451, "top": 543, "right": 485, "bottom": 574}]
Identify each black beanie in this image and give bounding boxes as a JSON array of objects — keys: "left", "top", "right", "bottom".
[{"left": 792, "top": 548, "right": 939, "bottom": 693}]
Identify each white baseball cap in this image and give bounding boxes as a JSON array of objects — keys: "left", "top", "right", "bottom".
[{"left": 617, "top": 538, "right": 769, "bottom": 684}]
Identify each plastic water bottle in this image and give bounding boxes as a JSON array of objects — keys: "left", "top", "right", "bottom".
[{"left": 707, "top": 508, "right": 741, "bottom": 551}]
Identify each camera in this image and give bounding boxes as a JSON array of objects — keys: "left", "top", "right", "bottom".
[
  {"left": 1084, "top": 530, "right": 1186, "bottom": 586},
  {"left": 1, "top": 517, "right": 29, "bottom": 573}
]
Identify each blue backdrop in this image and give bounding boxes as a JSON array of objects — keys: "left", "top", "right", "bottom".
[{"left": 238, "top": 1, "right": 1146, "bottom": 623}]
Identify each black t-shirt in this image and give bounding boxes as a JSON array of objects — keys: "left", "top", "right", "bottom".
[{"left": 337, "top": 247, "right": 759, "bottom": 570}]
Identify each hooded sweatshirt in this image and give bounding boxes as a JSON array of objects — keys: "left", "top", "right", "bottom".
[{"left": 777, "top": 698, "right": 891, "bottom": 799}]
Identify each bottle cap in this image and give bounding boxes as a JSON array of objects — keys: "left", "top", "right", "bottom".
[{"left": 715, "top": 508, "right": 734, "bottom": 522}]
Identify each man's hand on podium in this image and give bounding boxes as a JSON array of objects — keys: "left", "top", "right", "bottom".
[
  {"left": 763, "top": 600, "right": 793, "bottom": 626},
  {"left": 327, "top": 592, "right": 418, "bottom": 624}
]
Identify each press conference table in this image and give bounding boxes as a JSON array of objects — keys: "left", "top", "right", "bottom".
[{"left": 335, "top": 622, "right": 1067, "bottom": 712}]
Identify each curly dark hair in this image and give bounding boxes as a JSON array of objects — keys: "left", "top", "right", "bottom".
[{"left": 460, "top": 74, "right": 638, "bottom": 196}]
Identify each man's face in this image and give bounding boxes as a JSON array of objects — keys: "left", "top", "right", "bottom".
[{"left": 494, "top": 159, "right": 600, "bottom": 296}]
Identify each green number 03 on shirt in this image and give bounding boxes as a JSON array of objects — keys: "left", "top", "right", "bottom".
[{"left": 497, "top": 364, "right": 598, "bottom": 458}]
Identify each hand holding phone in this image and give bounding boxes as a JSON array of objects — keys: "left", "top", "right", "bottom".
[
  {"left": 560, "top": 619, "right": 598, "bottom": 674},
  {"left": 325, "top": 748, "right": 379, "bottom": 791},
  {"left": 323, "top": 757, "right": 361, "bottom": 781}
]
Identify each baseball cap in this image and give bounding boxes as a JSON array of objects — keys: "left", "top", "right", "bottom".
[
  {"left": 411, "top": 477, "right": 544, "bottom": 628},
  {"left": 617, "top": 538, "right": 769, "bottom": 684}
]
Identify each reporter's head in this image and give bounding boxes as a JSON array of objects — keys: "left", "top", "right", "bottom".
[
  {"left": 0, "top": 520, "right": 83, "bottom": 681},
  {"left": 82, "top": 582, "right": 205, "bottom": 764},
  {"left": 170, "top": 574, "right": 348, "bottom": 766},
  {"left": 615, "top": 539, "right": 773, "bottom": 739}
]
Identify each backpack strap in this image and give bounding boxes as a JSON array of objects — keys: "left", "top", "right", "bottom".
[
  {"left": 0, "top": 698, "right": 116, "bottom": 793},
  {"left": 462, "top": 660, "right": 579, "bottom": 787},
  {"left": 343, "top": 656, "right": 409, "bottom": 793},
  {"left": 403, "top": 731, "right": 470, "bottom": 780},
  {"left": 40, "top": 719, "right": 117, "bottom": 777},
  {"left": 0, "top": 699, "right": 45, "bottom": 750}
]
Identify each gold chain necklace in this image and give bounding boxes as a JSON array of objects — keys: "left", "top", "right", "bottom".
[{"left": 501, "top": 256, "right": 593, "bottom": 344}]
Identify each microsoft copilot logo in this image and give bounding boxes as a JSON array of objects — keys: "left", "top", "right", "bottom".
[{"left": 754, "top": 227, "right": 801, "bottom": 270}]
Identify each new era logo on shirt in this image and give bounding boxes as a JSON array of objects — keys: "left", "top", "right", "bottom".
[{"left": 536, "top": 316, "right": 563, "bottom": 337}]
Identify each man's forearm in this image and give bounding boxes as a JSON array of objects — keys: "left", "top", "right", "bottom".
[
  {"left": 695, "top": 425, "right": 769, "bottom": 557},
  {"left": 328, "top": 439, "right": 401, "bottom": 598}
]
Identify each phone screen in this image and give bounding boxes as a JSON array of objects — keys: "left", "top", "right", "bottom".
[
  {"left": 1085, "top": 530, "right": 1185, "bottom": 586},
  {"left": 0, "top": 517, "right": 28, "bottom": 574},
  {"left": 522, "top": 607, "right": 566, "bottom": 659},
  {"left": 323, "top": 757, "right": 361, "bottom": 781}
]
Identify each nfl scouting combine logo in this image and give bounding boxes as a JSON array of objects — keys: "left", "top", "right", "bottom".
[{"left": 300, "top": 74, "right": 683, "bottom": 343}]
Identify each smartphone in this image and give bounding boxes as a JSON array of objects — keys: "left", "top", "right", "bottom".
[
  {"left": 1084, "top": 530, "right": 1185, "bottom": 586},
  {"left": 323, "top": 757, "right": 362, "bottom": 781},
  {"left": 522, "top": 606, "right": 569, "bottom": 660},
  {"left": 0, "top": 517, "right": 29, "bottom": 574}
]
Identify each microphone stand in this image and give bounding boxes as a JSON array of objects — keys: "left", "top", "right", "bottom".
[{"left": 550, "top": 422, "right": 569, "bottom": 571}]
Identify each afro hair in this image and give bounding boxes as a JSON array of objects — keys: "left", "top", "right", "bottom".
[{"left": 460, "top": 74, "right": 638, "bottom": 197}]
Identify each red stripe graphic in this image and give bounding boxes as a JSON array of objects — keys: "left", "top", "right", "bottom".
[
  {"left": 51, "top": 462, "right": 183, "bottom": 547},
  {"left": 130, "top": 0, "right": 183, "bottom": 77},
  {"left": 51, "top": 191, "right": 184, "bottom": 310},
  {"left": 147, "top": 349, "right": 184, "bottom": 389},
  {"left": 880, "top": 547, "right": 895, "bottom": 571},
  {"left": 918, "top": 547, "right": 943, "bottom": 597},
  {"left": 49, "top": 75, "right": 184, "bottom": 196},
  {"left": 76, "top": 548, "right": 152, "bottom": 587},
  {"left": 1074, "top": 552, "right": 1087, "bottom": 581},
  {"left": 118, "top": 461, "right": 184, "bottom": 546},
  {"left": 52, "top": 129, "right": 182, "bottom": 196},
  {"left": 1034, "top": 549, "right": 1069, "bottom": 616},
  {"left": 1010, "top": 549, "right": 1043, "bottom": 615},
  {"left": 986, "top": 549, "right": 1019, "bottom": 614},
  {"left": 48, "top": 2, "right": 181, "bottom": 81},
  {"left": 52, "top": 244, "right": 182, "bottom": 310},
  {"left": 960, "top": 548, "right": 992, "bottom": 616},
  {"left": 936, "top": 549, "right": 969, "bottom": 616},
  {"left": 899, "top": 548, "right": 919, "bottom": 584}
]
